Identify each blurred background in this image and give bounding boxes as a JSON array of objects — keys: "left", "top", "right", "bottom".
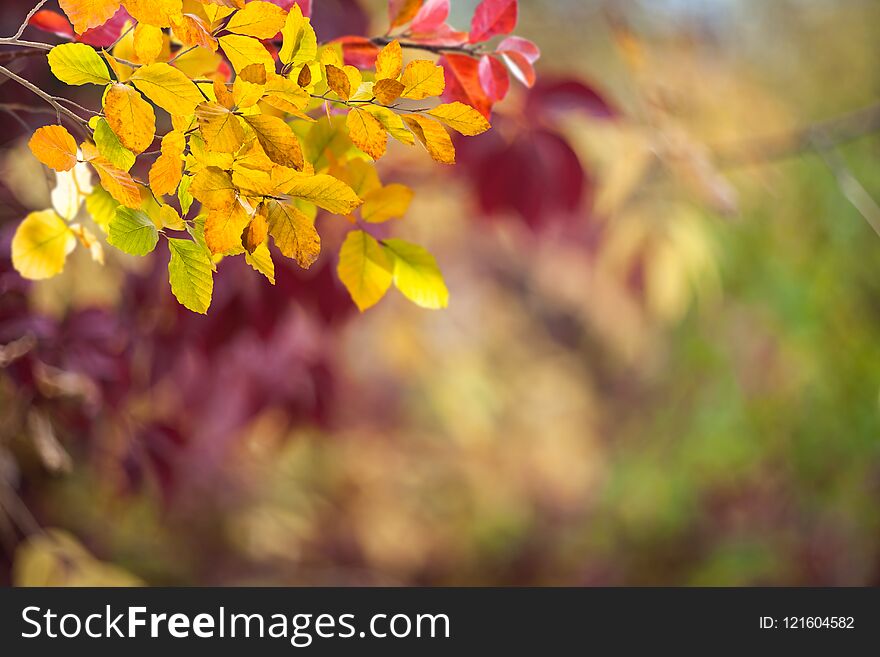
[{"left": 1, "top": 0, "right": 880, "bottom": 586}]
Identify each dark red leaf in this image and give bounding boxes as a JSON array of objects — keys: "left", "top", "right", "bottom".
[
  {"left": 469, "top": 0, "right": 518, "bottom": 44},
  {"left": 478, "top": 55, "right": 510, "bottom": 102},
  {"left": 526, "top": 78, "right": 618, "bottom": 121},
  {"left": 440, "top": 53, "right": 493, "bottom": 119},
  {"left": 27, "top": 10, "right": 74, "bottom": 40}
]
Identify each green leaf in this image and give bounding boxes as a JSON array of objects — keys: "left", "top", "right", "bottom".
[
  {"left": 48, "top": 43, "right": 112, "bottom": 86},
  {"left": 167, "top": 238, "right": 214, "bottom": 314},
  {"left": 245, "top": 243, "right": 276, "bottom": 285},
  {"left": 107, "top": 207, "right": 159, "bottom": 256},
  {"left": 178, "top": 175, "right": 194, "bottom": 217},
  {"left": 92, "top": 118, "right": 136, "bottom": 172},
  {"left": 85, "top": 186, "right": 119, "bottom": 232},
  {"left": 382, "top": 239, "right": 449, "bottom": 310},
  {"left": 337, "top": 230, "right": 393, "bottom": 312}
]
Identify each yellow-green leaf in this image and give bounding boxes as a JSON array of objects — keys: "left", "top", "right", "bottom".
[
  {"left": 167, "top": 238, "right": 214, "bottom": 314},
  {"left": 130, "top": 63, "right": 206, "bottom": 115},
  {"left": 363, "top": 105, "right": 415, "bottom": 145},
  {"left": 280, "top": 174, "right": 362, "bottom": 215},
  {"left": 245, "top": 242, "right": 275, "bottom": 284},
  {"left": 107, "top": 207, "right": 159, "bottom": 256},
  {"left": 48, "top": 43, "right": 112, "bottom": 85},
  {"left": 337, "top": 230, "right": 393, "bottom": 312},
  {"left": 279, "top": 3, "right": 317, "bottom": 66},
  {"left": 11, "top": 211, "right": 76, "bottom": 280},
  {"left": 92, "top": 118, "right": 136, "bottom": 171},
  {"left": 383, "top": 238, "right": 449, "bottom": 309}
]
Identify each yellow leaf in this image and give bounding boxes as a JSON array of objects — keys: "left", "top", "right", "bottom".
[
  {"left": 279, "top": 174, "right": 362, "bottom": 215},
  {"left": 346, "top": 108, "right": 388, "bottom": 160},
  {"left": 171, "top": 14, "right": 218, "bottom": 51},
  {"left": 103, "top": 84, "right": 157, "bottom": 154},
  {"left": 361, "top": 184, "right": 414, "bottom": 223},
  {"left": 204, "top": 201, "right": 251, "bottom": 254},
  {"left": 59, "top": 0, "right": 120, "bottom": 34},
  {"left": 243, "top": 205, "right": 269, "bottom": 252},
  {"left": 383, "top": 238, "right": 449, "bottom": 309},
  {"left": 11, "top": 211, "right": 76, "bottom": 280},
  {"left": 338, "top": 158, "right": 382, "bottom": 197},
  {"left": 373, "top": 78, "right": 405, "bottom": 105},
  {"left": 262, "top": 74, "right": 311, "bottom": 115},
  {"left": 196, "top": 102, "right": 245, "bottom": 153},
  {"left": 426, "top": 101, "right": 491, "bottom": 136},
  {"left": 190, "top": 166, "right": 237, "bottom": 210},
  {"left": 376, "top": 40, "right": 403, "bottom": 80},
  {"left": 403, "top": 115, "right": 455, "bottom": 164},
  {"left": 218, "top": 34, "right": 274, "bottom": 74},
  {"left": 159, "top": 203, "right": 186, "bottom": 229},
  {"left": 81, "top": 142, "right": 142, "bottom": 208},
  {"left": 226, "top": 1, "right": 287, "bottom": 39},
  {"left": 47, "top": 43, "right": 112, "bottom": 86},
  {"left": 337, "top": 230, "right": 393, "bottom": 312},
  {"left": 325, "top": 64, "right": 351, "bottom": 100},
  {"left": 279, "top": 3, "right": 317, "bottom": 66},
  {"left": 363, "top": 105, "right": 415, "bottom": 145},
  {"left": 243, "top": 113, "right": 304, "bottom": 170},
  {"left": 28, "top": 125, "right": 78, "bottom": 172},
  {"left": 122, "top": 0, "right": 182, "bottom": 27},
  {"left": 245, "top": 242, "right": 275, "bottom": 283},
  {"left": 133, "top": 23, "right": 165, "bottom": 64},
  {"left": 130, "top": 63, "right": 206, "bottom": 115},
  {"left": 149, "top": 131, "right": 186, "bottom": 196},
  {"left": 399, "top": 60, "right": 445, "bottom": 100},
  {"left": 232, "top": 63, "right": 267, "bottom": 108},
  {"left": 265, "top": 199, "right": 320, "bottom": 268},
  {"left": 389, "top": 0, "right": 423, "bottom": 28},
  {"left": 173, "top": 46, "right": 223, "bottom": 79}
]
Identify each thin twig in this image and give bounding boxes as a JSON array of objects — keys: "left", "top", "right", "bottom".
[{"left": 370, "top": 36, "right": 482, "bottom": 57}]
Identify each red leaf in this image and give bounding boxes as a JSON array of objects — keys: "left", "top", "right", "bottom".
[
  {"left": 478, "top": 55, "right": 509, "bottom": 102},
  {"left": 501, "top": 51, "right": 535, "bottom": 88},
  {"left": 526, "top": 78, "right": 618, "bottom": 121},
  {"left": 337, "top": 36, "right": 381, "bottom": 68},
  {"left": 267, "top": 0, "right": 312, "bottom": 15},
  {"left": 407, "top": 24, "right": 468, "bottom": 47},
  {"left": 389, "top": 0, "right": 425, "bottom": 28},
  {"left": 440, "top": 54, "right": 493, "bottom": 119},
  {"left": 497, "top": 36, "right": 540, "bottom": 63},
  {"left": 469, "top": 0, "right": 518, "bottom": 44},
  {"left": 410, "top": 0, "right": 449, "bottom": 34},
  {"left": 79, "top": 7, "right": 132, "bottom": 48},
  {"left": 28, "top": 10, "right": 74, "bottom": 40}
]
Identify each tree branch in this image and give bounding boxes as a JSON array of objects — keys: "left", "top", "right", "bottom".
[{"left": 370, "top": 36, "right": 481, "bottom": 57}]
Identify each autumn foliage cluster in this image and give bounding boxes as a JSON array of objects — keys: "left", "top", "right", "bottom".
[{"left": 9, "top": 0, "right": 538, "bottom": 313}]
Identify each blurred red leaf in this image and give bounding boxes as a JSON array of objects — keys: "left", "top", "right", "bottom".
[
  {"left": 27, "top": 10, "right": 74, "bottom": 40},
  {"left": 407, "top": 24, "right": 469, "bottom": 46},
  {"left": 410, "top": 0, "right": 449, "bottom": 33},
  {"left": 526, "top": 78, "right": 618, "bottom": 121},
  {"left": 440, "top": 53, "right": 493, "bottom": 118},
  {"left": 478, "top": 55, "right": 510, "bottom": 102},
  {"left": 389, "top": 0, "right": 425, "bottom": 28},
  {"left": 497, "top": 35, "right": 540, "bottom": 62},
  {"left": 338, "top": 36, "right": 380, "bottom": 68},
  {"left": 469, "top": 0, "right": 518, "bottom": 44},
  {"left": 501, "top": 51, "right": 535, "bottom": 87}
]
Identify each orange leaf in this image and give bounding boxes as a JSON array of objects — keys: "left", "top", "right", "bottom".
[{"left": 28, "top": 125, "right": 78, "bottom": 172}]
